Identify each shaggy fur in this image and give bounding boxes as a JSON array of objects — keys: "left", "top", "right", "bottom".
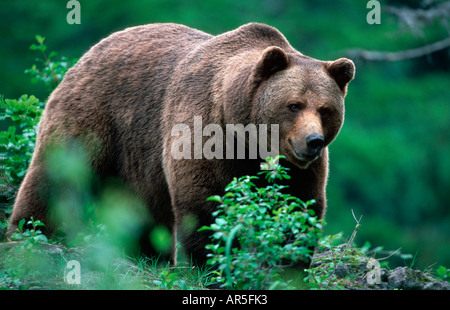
[{"left": 7, "top": 23, "right": 354, "bottom": 265}]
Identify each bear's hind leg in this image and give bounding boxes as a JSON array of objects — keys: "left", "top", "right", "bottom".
[{"left": 6, "top": 163, "right": 53, "bottom": 239}]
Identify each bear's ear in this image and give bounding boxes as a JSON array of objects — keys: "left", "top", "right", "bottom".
[
  {"left": 254, "top": 46, "right": 289, "bottom": 82},
  {"left": 325, "top": 58, "right": 355, "bottom": 93}
]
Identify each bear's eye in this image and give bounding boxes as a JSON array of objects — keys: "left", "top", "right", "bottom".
[{"left": 288, "top": 104, "right": 302, "bottom": 113}]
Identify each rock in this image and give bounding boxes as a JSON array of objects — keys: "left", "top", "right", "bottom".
[
  {"left": 311, "top": 245, "right": 450, "bottom": 290},
  {"left": 380, "top": 268, "right": 390, "bottom": 282},
  {"left": 386, "top": 266, "right": 450, "bottom": 290},
  {"left": 335, "top": 263, "right": 350, "bottom": 278},
  {"left": 424, "top": 280, "right": 450, "bottom": 290},
  {"left": 387, "top": 267, "right": 427, "bottom": 290}
]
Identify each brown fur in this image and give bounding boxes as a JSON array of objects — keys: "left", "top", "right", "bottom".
[{"left": 7, "top": 23, "right": 354, "bottom": 265}]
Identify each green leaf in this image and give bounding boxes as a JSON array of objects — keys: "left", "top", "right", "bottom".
[
  {"left": 437, "top": 266, "right": 448, "bottom": 277},
  {"left": 198, "top": 225, "right": 212, "bottom": 232},
  {"left": 7, "top": 126, "right": 16, "bottom": 135},
  {"left": 35, "top": 35, "right": 45, "bottom": 45},
  {"left": 206, "top": 195, "right": 222, "bottom": 203},
  {"left": 33, "top": 220, "right": 46, "bottom": 227},
  {"left": 34, "top": 234, "right": 48, "bottom": 243},
  {"left": 18, "top": 218, "right": 25, "bottom": 232},
  {"left": 215, "top": 217, "right": 227, "bottom": 226}
]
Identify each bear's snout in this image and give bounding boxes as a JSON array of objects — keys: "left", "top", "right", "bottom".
[
  {"left": 288, "top": 134, "right": 324, "bottom": 165},
  {"left": 305, "top": 133, "right": 324, "bottom": 157}
]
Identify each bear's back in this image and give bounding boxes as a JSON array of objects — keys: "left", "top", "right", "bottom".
[
  {"left": 46, "top": 24, "right": 212, "bottom": 114},
  {"left": 36, "top": 24, "right": 213, "bottom": 199}
]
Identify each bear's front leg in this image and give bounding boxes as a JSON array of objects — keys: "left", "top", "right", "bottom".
[
  {"left": 163, "top": 154, "right": 230, "bottom": 266},
  {"left": 177, "top": 211, "right": 215, "bottom": 267},
  {"left": 171, "top": 181, "right": 221, "bottom": 267}
]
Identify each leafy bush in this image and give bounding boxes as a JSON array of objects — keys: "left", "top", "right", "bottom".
[
  {"left": 0, "top": 95, "right": 42, "bottom": 194},
  {"left": 201, "top": 156, "right": 324, "bottom": 289},
  {"left": 25, "top": 35, "right": 77, "bottom": 92}
]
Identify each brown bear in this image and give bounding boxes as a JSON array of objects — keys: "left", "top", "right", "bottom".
[{"left": 7, "top": 23, "right": 354, "bottom": 265}]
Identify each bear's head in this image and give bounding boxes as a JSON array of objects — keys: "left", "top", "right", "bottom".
[{"left": 251, "top": 46, "right": 355, "bottom": 169}]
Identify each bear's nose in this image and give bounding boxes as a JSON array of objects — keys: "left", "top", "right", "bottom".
[{"left": 305, "top": 134, "right": 324, "bottom": 156}]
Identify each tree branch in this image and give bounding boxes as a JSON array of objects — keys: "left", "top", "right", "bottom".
[
  {"left": 346, "top": 1, "right": 450, "bottom": 62},
  {"left": 384, "top": 2, "right": 450, "bottom": 34},
  {"left": 345, "top": 36, "right": 450, "bottom": 62}
]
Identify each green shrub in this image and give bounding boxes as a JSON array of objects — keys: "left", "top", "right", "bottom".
[
  {"left": 0, "top": 95, "right": 42, "bottom": 193},
  {"left": 25, "top": 35, "right": 77, "bottom": 92},
  {"left": 200, "top": 156, "right": 324, "bottom": 289}
]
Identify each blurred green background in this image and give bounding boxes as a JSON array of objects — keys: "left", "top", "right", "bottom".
[{"left": 1, "top": 0, "right": 449, "bottom": 269}]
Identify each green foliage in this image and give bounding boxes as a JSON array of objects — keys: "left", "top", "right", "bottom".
[
  {"left": 9, "top": 217, "right": 48, "bottom": 247},
  {"left": 436, "top": 265, "right": 450, "bottom": 283},
  {"left": 0, "top": 218, "right": 57, "bottom": 290},
  {"left": 0, "top": 94, "right": 42, "bottom": 195},
  {"left": 201, "top": 156, "right": 324, "bottom": 289},
  {"left": 146, "top": 261, "right": 212, "bottom": 289},
  {"left": 0, "top": 138, "right": 211, "bottom": 290},
  {"left": 25, "top": 35, "right": 77, "bottom": 92}
]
